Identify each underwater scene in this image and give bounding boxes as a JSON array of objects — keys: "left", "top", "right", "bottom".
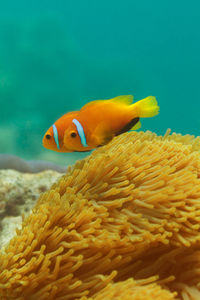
[
  {"left": 1, "top": 0, "right": 200, "bottom": 299},
  {"left": 0, "top": 0, "right": 200, "bottom": 166}
]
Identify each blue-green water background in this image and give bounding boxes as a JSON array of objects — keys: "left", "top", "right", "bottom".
[{"left": 0, "top": 0, "right": 200, "bottom": 165}]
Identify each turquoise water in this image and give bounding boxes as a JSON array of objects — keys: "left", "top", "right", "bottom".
[{"left": 0, "top": 0, "right": 200, "bottom": 165}]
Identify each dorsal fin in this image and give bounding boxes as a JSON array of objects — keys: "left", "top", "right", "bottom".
[
  {"left": 80, "top": 95, "right": 134, "bottom": 112},
  {"left": 80, "top": 99, "right": 103, "bottom": 111},
  {"left": 110, "top": 95, "right": 134, "bottom": 105}
]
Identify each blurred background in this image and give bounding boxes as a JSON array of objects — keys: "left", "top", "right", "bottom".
[{"left": 0, "top": 0, "right": 200, "bottom": 166}]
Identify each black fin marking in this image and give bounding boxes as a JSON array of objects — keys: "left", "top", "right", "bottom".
[{"left": 116, "top": 117, "right": 140, "bottom": 136}]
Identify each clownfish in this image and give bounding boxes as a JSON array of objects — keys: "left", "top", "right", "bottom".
[{"left": 42, "top": 95, "right": 159, "bottom": 152}]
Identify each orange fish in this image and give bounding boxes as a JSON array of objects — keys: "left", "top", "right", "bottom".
[{"left": 43, "top": 95, "right": 159, "bottom": 152}]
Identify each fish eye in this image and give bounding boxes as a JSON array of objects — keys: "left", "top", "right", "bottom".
[
  {"left": 70, "top": 132, "right": 77, "bottom": 138},
  {"left": 45, "top": 134, "right": 51, "bottom": 140}
]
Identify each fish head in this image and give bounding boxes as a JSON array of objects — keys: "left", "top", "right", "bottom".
[
  {"left": 42, "top": 122, "right": 65, "bottom": 152},
  {"left": 42, "top": 112, "right": 79, "bottom": 152}
]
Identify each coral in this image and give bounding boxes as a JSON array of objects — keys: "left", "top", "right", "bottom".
[
  {"left": 88, "top": 277, "right": 177, "bottom": 300},
  {"left": 1, "top": 130, "right": 200, "bottom": 299}
]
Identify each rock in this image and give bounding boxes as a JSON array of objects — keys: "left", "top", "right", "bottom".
[
  {"left": 0, "top": 154, "right": 67, "bottom": 173},
  {"left": 0, "top": 169, "right": 63, "bottom": 248},
  {"left": 0, "top": 169, "right": 63, "bottom": 219},
  {"left": 0, "top": 216, "right": 22, "bottom": 249}
]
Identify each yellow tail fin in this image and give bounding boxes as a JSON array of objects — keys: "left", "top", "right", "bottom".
[{"left": 136, "top": 96, "right": 159, "bottom": 118}]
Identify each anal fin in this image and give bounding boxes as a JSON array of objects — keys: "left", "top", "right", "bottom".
[{"left": 131, "top": 120, "right": 141, "bottom": 130}]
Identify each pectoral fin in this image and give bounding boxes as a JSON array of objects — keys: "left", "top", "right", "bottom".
[{"left": 90, "top": 123, "right": 114, "bottom": 147}]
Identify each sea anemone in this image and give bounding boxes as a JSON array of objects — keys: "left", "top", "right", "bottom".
[{"left": 1, "top": 130, "right": 200, "bottom": 300}]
